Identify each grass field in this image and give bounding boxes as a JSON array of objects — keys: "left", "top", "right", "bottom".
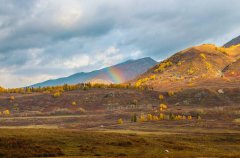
[
  {"left": 0, "top": 128, "right": 239, "bottom": 158},
  {"left": 0, "top": 88, "right": 239, "bottom": 157}
]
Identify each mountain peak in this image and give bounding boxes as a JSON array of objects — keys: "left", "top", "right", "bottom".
[{"left": 224, "top": 35, "right": 240, "bottom": 48}]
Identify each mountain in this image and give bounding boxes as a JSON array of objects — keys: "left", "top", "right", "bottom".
[
  {"left": 31, "top": 57, "right": 157, "bottom": 87},
  {"left": 133, "top": 44, "right": 240, "bottom": 90},
  {"left": 223, "top": 58, "right": 240, "bottom": 78},
  {"left": 224, "top": 35, "right": 240, "bottom": 47}
]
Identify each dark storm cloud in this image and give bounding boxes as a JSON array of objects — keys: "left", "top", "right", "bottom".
[{"left": 0, "top": 0, "right": 240, "bottom": 87}]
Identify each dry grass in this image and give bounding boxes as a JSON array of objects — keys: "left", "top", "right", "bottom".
[{"left": 0, "top": 128, "right": 239, "bottom": 158}]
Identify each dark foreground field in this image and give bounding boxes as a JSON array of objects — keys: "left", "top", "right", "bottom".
[
  {"left": 0, "top": 88, "right": 240, "bottom": 157},
  {"left": 0, "top": 128, "right": 239, "bottom": 158}
]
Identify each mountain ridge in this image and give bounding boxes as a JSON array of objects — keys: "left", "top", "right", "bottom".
[
  {"left": 31, "top": 57, "right": 157, "bottom": 87},
  {"left": 224, "top": 35, "right": 240, "bottom": 47}
]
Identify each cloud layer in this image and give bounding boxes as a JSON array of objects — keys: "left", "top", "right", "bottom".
[{"left": 1, "top": 0, "right": 240, "bottom": 88}]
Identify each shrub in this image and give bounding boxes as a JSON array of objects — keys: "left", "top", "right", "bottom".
[
  {"left": 154, "top": 61, "right": 173, "bottom": 73},
  {"left": 159, "top": 94, "right": 164, "bottom": 100},
  {"left": 188, "top": 115, "right": 192, "bottom": 120},
  {"left": 159, "top": 104, "right": 167, "bottom": 112},
  {"left": 159, "top": 113, "right": 164, "bottom": 120},
  {"left": 147, "top": 114, "right": 153, "bottom": 121},
  {"left": 131, "top": 114, "right": 137, "bottom": 122},
  {"left": 9, "top": 96, "right": 15, "bottom": 101},
  {"left": 153, "top": 115, "right": 159, "bottom": 121},
  {"left": 168, "top": 91, "right": 175, "bottom": 96},
  {"left": 3, "top": 110, "right": 10, "bottom": 115},
  {"left": 53, "top": 92, "right": 61, "bottom": 98},
  {"left": 117, "top": 118, "right": 123, "bottom": 124},
  {"left": 139, "top": 114, "right": 146, "bottom": 122}
]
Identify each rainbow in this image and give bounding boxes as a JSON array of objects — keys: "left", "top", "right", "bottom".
[{"left": 107, "top": 67, "right": 125, "bottom": 83}]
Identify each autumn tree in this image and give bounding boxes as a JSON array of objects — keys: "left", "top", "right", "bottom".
[
  {"left": 139, "top": 114, "right": 146, "bottom": 122},
  {"left": 147, "top": 114, "right": 153, "bottom": 121},
  {"left": 117, "top": 118, "right": 123, "bottom": 124},
  {"left": 159, "top": 94, "right": 164, "bottom": 100},
  {"left": 53, "top": 91, "right": 61, "bottom": 98},
  {"left": 3, "top": 110, "right": 10, "bottom": 115}
]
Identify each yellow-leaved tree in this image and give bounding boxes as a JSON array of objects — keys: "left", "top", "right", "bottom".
[{"left": 117, "top": 118, "right": 123, "bottom": 124}]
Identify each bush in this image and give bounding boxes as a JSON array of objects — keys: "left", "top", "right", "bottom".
[
  {"left": 168, "top": 91, "right": 175, "bottom": 96},
  {"left": 53, "top": 92, "right": 61, "bottom": 98},
  {"left": 159, "top": 94, "right": 164, "bottom": 100},
  {"left": 3, "top": 110, "right": 10, "bottom": 115},
  {"left": 131, "top": 114, "right": 137, "bottom": 122},
  {"left": 117, "top": 118, "right": 123, "bottom": 124},
  {"left": 9, "top": 96, "right": 15, "bottom": 101}
]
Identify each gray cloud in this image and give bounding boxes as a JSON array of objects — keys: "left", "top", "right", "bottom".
[{"left": 0, "top": 0, "right": 240, "bottom": 87}]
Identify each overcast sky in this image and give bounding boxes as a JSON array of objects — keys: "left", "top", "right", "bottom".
[{"left": 1, "top": 0, "right": 240, "bottom": 88}]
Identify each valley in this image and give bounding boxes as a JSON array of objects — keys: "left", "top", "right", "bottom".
[{"left": 0, "top": 37, "right": 240, "bottom": 158}]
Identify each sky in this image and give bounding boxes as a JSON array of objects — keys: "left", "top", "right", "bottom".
[{"left": 1, "top": 0, "right": 240, "bottom": 88}]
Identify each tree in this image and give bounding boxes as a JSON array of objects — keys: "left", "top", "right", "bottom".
[
  {"left": 153, "top": 115, "right": 159, "bottom": 121},
  {"left": 188, "top": 115, "right": 192, "bottom": 120},
  {"left": 159, "top": 113, "right": 164, "bottom": 120},
  {"left": 139, "top": 114, "right": 146, "bottom": 122},
  {"left": 131, "top": 114, "right": 137, "bottom": 122},
  {"left": 53, "top": 91, "right": 61, "bottom": 98},
  {"left": 159, "top": 94, "right": 164, "bottom": 100},
  {"left": 147, "top": 114, "right": 153, "bottom": 121},
  {"left": 117, "top": 118, "right": 123, "bottom": 124},
  {"left": 169, "top": 113, "right": 175, "bottom": 120},
  {"left": 168, "top": 91, "right": 175, "bottom": 96},
  {"left": 159, "top": 104, "right": 167, "bottom": 111},
  {"left": 3, "top": 110, "right": 10, "bottom": 115}
]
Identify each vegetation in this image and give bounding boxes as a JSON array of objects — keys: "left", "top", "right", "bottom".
[
  {"left": 154, "top": 60, "right": 173, "bottom": 73},
  {"left": 0, "top": 129, "right": 238, "bottom": 158},
  {"left": 135, "top": 75, "right": 156, "bottom": 88},
  {"left": 117, "top": 118, "right": 123, "bottom": 124},
  {"left": 159, "top": 94, "right": 164, "bottom": 100},
  {"left": 0, "top": 82, "right": 150, "bottom": 95}
]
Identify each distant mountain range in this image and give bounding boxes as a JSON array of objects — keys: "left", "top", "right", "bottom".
[{"left": 31, "top": 57, "right": 157, "bottom": 87}]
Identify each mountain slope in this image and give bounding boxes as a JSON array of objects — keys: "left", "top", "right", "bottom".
[
  {"left": 133, "top": 44, "right": 239, "bottom": 90},
  {"left": 224, "top": 35, "right": 240, "bottom": 48},
  {"left": 31, "top": 57, "right": 157, "bottom": 87},
  {"left": 223, "top": 58, "right": 240, "bottom": 78}
]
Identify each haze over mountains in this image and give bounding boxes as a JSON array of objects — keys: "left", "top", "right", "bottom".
[{"left": 31, "top": 57, "right": 157, "bottom": 87}]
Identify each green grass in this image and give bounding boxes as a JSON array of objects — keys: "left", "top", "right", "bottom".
[{"left": 0, "top": 128, "right": 239, "bottom": 157}]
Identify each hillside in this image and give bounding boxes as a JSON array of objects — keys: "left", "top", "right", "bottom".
[
  {"left": 134, "top": 44, "right": 240, "bottom": 90},
  {"left": 223, "top": 58, "right": 240, "bottom": 78},
  {"left": 31, "top": 57, "right": 157, "bottom": 87}
]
